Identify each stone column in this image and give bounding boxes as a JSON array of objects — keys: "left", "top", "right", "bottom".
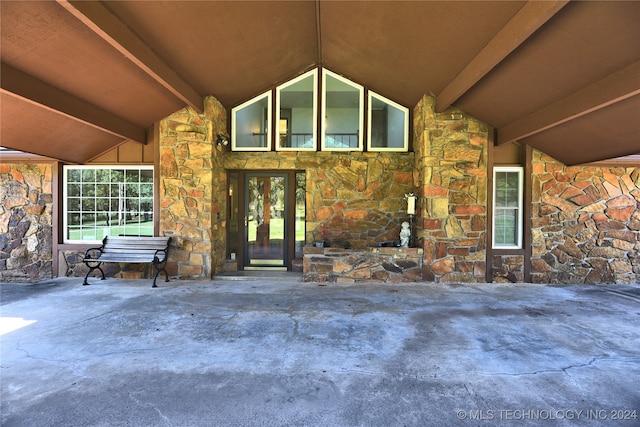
[
  {"left": 413, "top": 95, "right": 489, "bottom": 283},
  {"left": 0, "top": 163, "right": 54, "bottom": 282},
  {"left": 159, "top": 96, "right": 227, "bottom": 279}
]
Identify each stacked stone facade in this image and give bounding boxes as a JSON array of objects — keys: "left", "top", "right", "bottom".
[
  {"left": 0, "top": 163, "right": 53, "bottom": 282},
  {"left": 531, "top": 150, "right": 640, "bottom": 284},
  {"left": 2, "top": 95, "right": 637, "bottom": 286},
  {"left": 413, "top": 95, "right": 489, "bottom": 283},
  {"left": 159, "top": 96, "right": 227, "bottom": 279},
  {"left": 225, "top": 152, "right": 415, "bottom": 249}
]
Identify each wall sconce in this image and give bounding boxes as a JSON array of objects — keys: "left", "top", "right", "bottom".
[
  {"left": 405, "top": 193, "right": 417, "bottom": 215},
  {"left": 216, "top": 134, "right": 229, "bottom": 147}
]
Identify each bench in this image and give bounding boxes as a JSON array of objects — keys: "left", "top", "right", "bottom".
[{"left": 83, "top": 236, "right": 171, "bottom": 287}]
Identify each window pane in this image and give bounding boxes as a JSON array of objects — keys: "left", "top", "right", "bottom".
[
  {"left": 140, "top": 169, "right": 153, "bottom": 183},
  {"left": 64, "top": 166, "right": 154, "bottom": 243},
  {"left": 493, "top": 167, "right": 522, "bottom": 248},
  {"left": 495, "top": 209, "right": 518, "bottom": 245},
  {"left": 126, "top": 183, "right": 139, "bottom": 197},
  {"left": 96, "top": 198, "right": 110, "bottom": 211},
  {"left": 81, "top": 198, "right": 96, "bottom": 211},
  {"left": 495, "top": 171, "right": 519, "bottom": 208},
  {"left": 68, "top": 213, "right": 80, "bottom": 226},
  {"left": 111, "top": 169, "right": 124, "bottom": 183},
  {"left": 96, "top": 169, "right": 110, "bottom": 182},
  {"left": 322, "top": 70, "right": 363, "bottom": 150},
  {"left": 81, "top": 169, "right": 95, "bottom": 182},
  {"left": 232, "top": 92, "right": 271, "bottom": 150},
  {"left": 82, "top": 183, "right": 95, "bottom": 197},
  {"left": 68, "top": 169, "right": 81, "bottom": 182},
  {"left": 277, "top": 70, "right": 316, "bottom": 150},
  {"left": 68, "top": 183, "right": 80, "bottom": 197},
  {"left": 140, "top": 183, "right": 153, "bottom": 198},
  {"left": 368, "top": 92, "right": 408, "bottom": 151},
  {"left": 68, "top": 197, "right": 80, "bottom": 211}
]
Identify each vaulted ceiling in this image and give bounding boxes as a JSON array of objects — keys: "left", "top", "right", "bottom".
[{"left": 1, "top": 1, "right": 639, "bottom": 165}]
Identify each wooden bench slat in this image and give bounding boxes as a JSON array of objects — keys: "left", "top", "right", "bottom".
[
  {"left": 101, "top": 247, "right": 167, "bottom": 253},
  {"left": 97, "top": 257, "right": 157, "bottom": 263}
]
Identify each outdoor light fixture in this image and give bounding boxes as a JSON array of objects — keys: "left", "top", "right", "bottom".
[
  {"left": 405, "top": 193, "right": 417, "bottom": 248},
  {"left": 216, "top": 134, "right": 229, "bottom": 146},
  {"left": 405, "top": 193, "right": 417, "bottom": 215}
]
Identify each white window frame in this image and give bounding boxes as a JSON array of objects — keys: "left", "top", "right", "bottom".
[
  {"left": 276, "top": 69, "right": 318, "bottom": 151},
  {"left": 321, "top": 68, "right": 364, "bottom": 152},
  {"left": 367, "top": 91, "right": 409, "bottom": 152},
  {"left": 492, "top": 166, "right": 523, "bottom": 249},
  {"left": 231, "top": 91, "right": 272, "bottom": 151},
  {"left": 63, "top": 165, "right": 154, "bottom": 244}
]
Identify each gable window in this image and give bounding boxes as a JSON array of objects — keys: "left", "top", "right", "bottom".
[
  {"left": 321, "top": 69, "right": 364, "bottom": 151},
  {"left": 276, "top": 69, "right": 317, "bottom": 151},
  {"left": 63, "top": 166, "right": 154, "bottom": 243},
  {"left": 492, "top": 167, "right": 523, "bottom": 249},
  {"left": 367, "top": 91, "right": 409, "bottom": 151},
  {"left": 231, "top": 68, "right": 407, "bottom": 152},
  {"left": 232, "top": 91, "right": 272, "bottom": 151}
]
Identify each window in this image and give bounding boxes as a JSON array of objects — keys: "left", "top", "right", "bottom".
[
  {"left": 64, "top": 166, "right": 154, "bottom": 243},
  {"left": 232, "top": 91, "right": 272, "bottom": 151},
  {"left": 492, "top": 167, "right": 523, "bottom": 249},
  {"left": 367, "top": 91, "right": 409, "bottom": 151},
  {"left": 321, "top": 69, "right": 364, "bottom": 151},
  {"left": 230, "top": 68, "right": 408, "bottom": 153},
  {"left": 276, "top": 69, "right": 317, "bottom": 151}
]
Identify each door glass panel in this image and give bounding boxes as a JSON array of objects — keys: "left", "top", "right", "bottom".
[
  {"left": 246, "top": 175, "right": 287, "bottom": 267},
  {"left": 295, "top": 172, "right": 306, "bottom": 258},
  {"left": 228, "top": 172, "right": 239, "bottom": 258}
]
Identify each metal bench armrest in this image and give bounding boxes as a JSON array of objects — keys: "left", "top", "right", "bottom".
[
  {"left": 83, "top": 247, "right": 103, "bottom": 261},
  {"left": 153, "top": 248, "right": 168, "bottom": 264}
]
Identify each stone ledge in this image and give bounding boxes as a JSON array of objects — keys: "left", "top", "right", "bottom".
[{"left": 303, "top": 245, "right": 424, "bottom": 282}]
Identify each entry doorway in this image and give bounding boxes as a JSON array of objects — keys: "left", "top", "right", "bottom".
[{"left": 227, "top": 171, "right": 305, "bottom": 271}]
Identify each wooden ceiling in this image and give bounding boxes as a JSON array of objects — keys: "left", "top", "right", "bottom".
[{"left": 1, "top": 1, "right": 638, "bottom": 165}]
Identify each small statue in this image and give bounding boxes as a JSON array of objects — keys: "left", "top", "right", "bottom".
[{"left": 399, "top": 221, "right": 411, "bottom": 248}]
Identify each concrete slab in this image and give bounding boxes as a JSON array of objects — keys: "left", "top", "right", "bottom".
[{"left": 1, "top": 278, "right": 639, "bottom": 426}]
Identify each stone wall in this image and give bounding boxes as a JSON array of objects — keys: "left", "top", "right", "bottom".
[
  {"left": 531, "top": 150, "right": 640, "bottom": 284},
  {"left": 0, "top": 163, "right": 54, "bottom": 282},
  {"left": 225, "top": 151, "right": 415, "bottom": 249},
  {"left": 159, "top": 96, "right": 227, "bottom": 279},
  {"left": 413, "top": 95, "right": 489, "bottom": 283},
  {"left": 303, "top": 246, "right": 423, "bottom": 282}
]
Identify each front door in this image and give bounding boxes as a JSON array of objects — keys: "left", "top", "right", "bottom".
[{"left": 244, "top": 173, "right": 288, "bottom": 269}]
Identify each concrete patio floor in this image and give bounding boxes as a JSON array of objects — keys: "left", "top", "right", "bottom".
[{"left": 1, "top": 276, "right": 639, "bottom": 426}]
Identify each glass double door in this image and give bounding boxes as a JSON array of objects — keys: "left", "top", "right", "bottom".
[{"left": 228, "top": 171, "right": 305, "bottom": 271}]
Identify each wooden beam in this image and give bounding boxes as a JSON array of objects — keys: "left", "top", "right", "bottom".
[
  {"left": 498, "top": 61, "right": 640, "bottom": 145},
  {"left": 0, "top": 62, "right": 146, "bottom": 143},
  {"left": 57, "top": 0, "right": 204, "bottom": 112},
  {"left": 435, "top": 0, "right": 569, "bottom": 113}
]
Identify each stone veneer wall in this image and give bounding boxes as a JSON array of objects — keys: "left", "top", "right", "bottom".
[
  {"left": 303, "top": 246, "right": 424, "bottom": 282},
  {"left": 159, "top": 96, "right": 227, "bottom": 279},
  {"left": 0, "top": 163, "right": 54, "bottom": 282},
  {"left": 224, "top": 151, "right": 415, "bottom": 249},
  {"left": 531, "top": 150, "right": 640, "bottom": 284},
  {"left": 413, "top": 95, "right": 489, "bottom": 283}
]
